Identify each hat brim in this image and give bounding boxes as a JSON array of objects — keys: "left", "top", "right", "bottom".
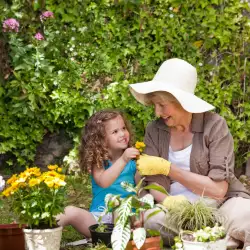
[{"left": 129, "top": 81, "right": 215, "bottom": 113}]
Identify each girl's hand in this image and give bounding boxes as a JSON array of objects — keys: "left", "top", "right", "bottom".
[{"left": 122, "top": 147, "right": 140, "bottom": 162}]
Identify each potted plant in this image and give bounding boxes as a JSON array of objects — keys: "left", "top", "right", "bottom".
[
  {"left": 1, "top": 165, "right": 67, "bottom": 250},
  {"left": 88, "top": 215, "right": 114, "bottom": 247},
  {"left": 0, "top": 181, "right": 26, "bottom": 250},
  {"left": 105, "top": 179, "right": 167, "bottom": 250},
  {"left": 168, "top": 199, "right": 227, "bottom": 250}
]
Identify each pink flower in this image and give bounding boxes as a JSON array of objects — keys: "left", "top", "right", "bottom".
[
  {"left": 3, "top": 18, "right": 19, "bottom": 32},
  {"left": 40, "top": 11, "right": 54, "bottom": 21},
  {"left": 34, "top": 32, "right": 44, "bottom": 40}
]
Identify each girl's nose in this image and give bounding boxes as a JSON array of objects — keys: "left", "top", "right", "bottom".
[{"left": 119, "top": 130, "right": 125, "bottom": 136}]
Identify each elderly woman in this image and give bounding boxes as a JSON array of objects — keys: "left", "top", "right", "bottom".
[{"left": 129, "top": 58, "right": 250, "bottom": 249}]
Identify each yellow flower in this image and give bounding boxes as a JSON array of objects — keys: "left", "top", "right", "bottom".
[
  {"left": 47, "top": 165, "right": 58, "bottom": 170},
  {"left": 193, "top": 40, "right": 203, "bottom": 48},
  {"left": 135, "top": 141, "right": 146, "bottom": 152},
  {"left": 53, "top": 177, "right": 66, "bottom": 187},
  {"left": 7, "top": 174, "right": 18, "bottom": 185},
  {"left": 44, "top": 178, "right": 54, "bottom": 188},
  {"left": 29, "top": 178, "right": 41, "bottom": 187},
  {"left": 173, "top": 7, "right": 180, "bottom": 13},
  {"left": 57, "top": 168, "right": 62, "bottom": 173}
]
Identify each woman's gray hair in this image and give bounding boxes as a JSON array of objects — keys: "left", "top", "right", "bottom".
[{"left": 146, "top": 91, "right": 181, "bottom": 105}]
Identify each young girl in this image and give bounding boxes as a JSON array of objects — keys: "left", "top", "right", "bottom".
[{"left": 57, "top": 109, "right": 140, "bottom": 237}]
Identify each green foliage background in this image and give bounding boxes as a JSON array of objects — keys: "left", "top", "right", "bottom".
[{"left": 0, "top": 0, "right": 250, "bottom": 167}]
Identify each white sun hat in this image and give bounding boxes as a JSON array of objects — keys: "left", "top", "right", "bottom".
[{"left": 129, "top": 58, "right": 214, "bottom": 113}]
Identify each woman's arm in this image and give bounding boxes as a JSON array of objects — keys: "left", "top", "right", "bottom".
[
  {"left": 93, "top": 147, "right": 139, "bottom": 188},
  {"left": 169, "top": 165, "right": 228, "bottom": 199}
]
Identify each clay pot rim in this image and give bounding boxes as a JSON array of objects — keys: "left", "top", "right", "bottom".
[
  {"left": 130, "top": 235, "right": 161, "bottom": 244},
  {"left": 23, "top": 226, "right": 63, "bottom": 233},
  {"left": 0, "top": 224, "right": 26, "bottom": 229}
]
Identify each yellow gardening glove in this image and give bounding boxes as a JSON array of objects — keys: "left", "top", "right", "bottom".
[
  {"left": 136, "top": 154, "right": 171, "bottom": 176},
  {"left": 162, "top": 195, "right": 188, "bottom": 210}
]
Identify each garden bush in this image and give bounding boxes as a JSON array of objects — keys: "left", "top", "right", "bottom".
[{"left": 0, "top": 0, "right": 249, "bottom": 168}]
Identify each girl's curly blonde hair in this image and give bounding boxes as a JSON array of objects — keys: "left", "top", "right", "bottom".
[{"left": 79, "top": 109, "right": 134, "bottom": 172}]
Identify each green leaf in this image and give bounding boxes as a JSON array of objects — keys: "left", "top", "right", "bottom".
[
  {"left": 121, "top": 181, "right": 136, "bottom": 193},
  {"left": 111, "top": 221, "right": 131, "bottom": 250},
  {"left": 143, "top": 184, "right": 169, "bottom": 195},
  {"left": 133, "top": 227, "right": 146, "bottom": 249},
  {"left": 41, "top": 212, "right": 50, "bottom": 219}
]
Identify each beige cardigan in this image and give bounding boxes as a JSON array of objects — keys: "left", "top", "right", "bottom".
[{"left": 143, "top": 112, "right": 250, "bottom": 199}]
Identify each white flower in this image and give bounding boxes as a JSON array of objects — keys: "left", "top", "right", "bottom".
[
  {"left": 169, "top": 14, "right": 174, "bottom": 18},
  {"left": 0, "top": 176, "right": 5, "bottom": 191},
  {"left": 71, "top": 27, "right": 76, "bottom": 31},
  {"left": 199, "top": 62, "right": 203, "bottom": 66},
  {"left": 78, "top": 26, "right": 87, "bottom": 33},
  {"left": 209, "top": 71, "right": 213, "bottom": 76},
  {"left": 175, "top": 242, "right": 182, "bottom": 248},
  {"left": 58, "top": 70, "right": 63, "bottom": 75},
  {"left": 71, "top": 37, "right": 75, "bottom": 41},
  {"left": 91, "top": 53, "right": 95, "bottom": 56},
  {"left": 169, "top": 7, "right": 173, "bottom": 10},
  {"left": 69, "top": 47, "right": 74, "bottom": 51},
  {"left": 55, "top": 30, "right": 60, "bottom": 34},
  {"left": 73, "top": 52, "right": 77, "bottom": 56},
  {"left": 72, "top": 44, "right": 75, "bottom": 48},
  {"left": 70, "top": 57, "right": 75, "bottom": 61}
]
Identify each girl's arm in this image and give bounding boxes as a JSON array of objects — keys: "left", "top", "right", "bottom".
[{"left": 93, "top": 147, "right": 139, "bottom": 188}]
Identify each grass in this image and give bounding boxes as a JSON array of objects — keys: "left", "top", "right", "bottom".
[{"left": 166, "top": 199, "right": 219, "bottom": 233}]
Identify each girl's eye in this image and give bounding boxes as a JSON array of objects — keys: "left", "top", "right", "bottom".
[
  {"left": 122, "top": 127, "right": 127, "bottom": 130},
  {"left": 112, "top": 130, "right": 118, "bottom": 134}
]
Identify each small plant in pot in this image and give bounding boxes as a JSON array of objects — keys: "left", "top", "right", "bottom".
[
  {"left": 167, "top": 199, "right": 227, "bottom": 250},
  {"left": 105, "top": 179, "right": 167, "bottom": 250},
  {"left": 1, "top": 165, "right": 67, "bottom": 250},
  {"left": 88, "top": 215, "right": 114, "bottom": 248}
]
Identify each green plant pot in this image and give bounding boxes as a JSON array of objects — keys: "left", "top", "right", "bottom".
[
  {"left": 0, "top": 224, "right": 26, "bottom": 250},
  {"left": 89, "top": 223, "right": 114, "bottom": 248}
]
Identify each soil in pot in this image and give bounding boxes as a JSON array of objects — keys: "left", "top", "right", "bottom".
[
  {"left": 126, "top": 236, "right": 161, "bottom": 250},
  {"left": 89, "top": 223, "right": 114, "bottom": 247},
  {"left": 0, "top": 224, "right": 26, "bottom": 250}
]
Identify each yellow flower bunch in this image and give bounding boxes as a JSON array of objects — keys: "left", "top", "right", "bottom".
[
  {"left": 135, "top": 141, "right": 146, "bottom": 153},
  {"left": 2, "top": 166, "right": 66, "bottom": 197},
  {"left": 1, "top": 165, "right": 67, "bottom": 228}
]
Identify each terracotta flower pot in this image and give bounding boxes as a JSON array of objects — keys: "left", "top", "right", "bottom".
[
  {"left": 126, "top": 236, "right": 161, "bottom": 250},
  {"left": 0, "top": 224, "right": 26, "bottom": 250}
]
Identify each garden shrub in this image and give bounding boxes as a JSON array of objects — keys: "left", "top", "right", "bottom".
[{"left": 0, "top": 0, "right": 249, "bottom": 168}]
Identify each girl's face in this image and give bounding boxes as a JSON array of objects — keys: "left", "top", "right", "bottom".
[
  {"left": 152, "top": 97, "right": 187, "bottom": 127},
  {"left": 104, "top": 115, "right": 130, "bottom": 151}
]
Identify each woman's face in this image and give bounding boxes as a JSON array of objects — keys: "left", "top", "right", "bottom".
[{"left": 151, "top": 97, "right": 187, "bottom": 127}]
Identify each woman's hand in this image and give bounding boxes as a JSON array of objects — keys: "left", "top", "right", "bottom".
[
  {"left": 136, "top": 154, "right": 171, "bottom": 176},
  {"left": 122, "top": 147, "right": 140, "bottom": 162}
]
